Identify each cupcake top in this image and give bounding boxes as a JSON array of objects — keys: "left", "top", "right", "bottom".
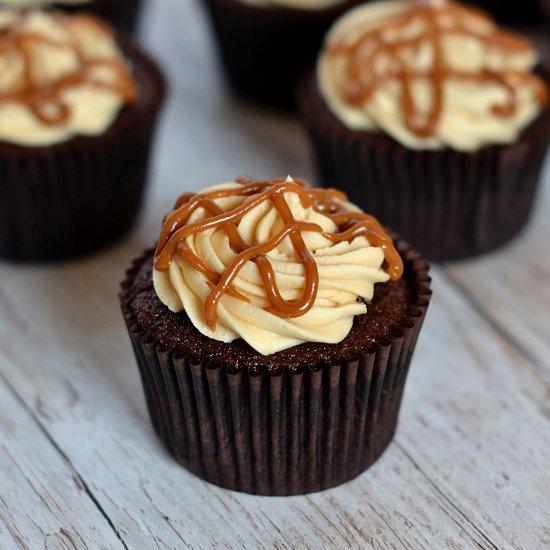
[
  {"left": 0, "top": 10, "right": 138, "bottom": 147},
  {"left": 237, "top": 0, "right": 346, "bottom": 11},
  {"left": 318, "top": 0, "right": 549, "bottom": 151},
  {"left": 153, "top": 177, "right": 403, "bottom": 356}
]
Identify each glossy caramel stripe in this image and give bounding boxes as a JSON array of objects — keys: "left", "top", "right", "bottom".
[
  {"left": 0, "top": 12, "right": 137, "bottom": 125},
  {"left": 154, "top": 178, "right": 404, "bottom": 329},
  {"left": 328, "top": 2, "right": 549, "bottom": 137}
]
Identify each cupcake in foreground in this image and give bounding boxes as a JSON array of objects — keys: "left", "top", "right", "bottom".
[
  {"left": 0, "top": 0, "right": 143, "bottom": 33},
  {"left": 0, "top": 10, "right": 165, "bottom": 261},
  {"left": 296, "top": 0, "right": 550, "bottom": 261},
  {"left": 200, "top": 0, "right": 366, "bottom": 107},
  {"left": 120, "top": 176, "right": 432, "bottom": 496}
]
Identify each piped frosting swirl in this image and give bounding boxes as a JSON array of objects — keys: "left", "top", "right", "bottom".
[
  {"left": 153, "top": 177, "right": 403, "bottom": 355},
  {"left": 318, "top": 0, "right": 549, "bottom": 151},
  {"left": 0, "top": 10, "right": 137, "bottom": 146}
]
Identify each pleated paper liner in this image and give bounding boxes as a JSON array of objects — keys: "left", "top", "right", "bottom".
[
  {"left": 56, "top": 0, "right": 144, "bottom": 34},
  {"left": 120, "top": 240, "right": 431, "bottom": 496},
  {"left": 296, "top": 68, "right": 550, "bottom": 261},
  {"left": 200, "top": 0, "right": 363, "bottom": 108},
  {"left": 0, "top": 38, "right": 165, "bottom": 262}
]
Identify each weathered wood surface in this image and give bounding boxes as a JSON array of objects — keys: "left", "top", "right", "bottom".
[{"left": 1, "top": 1, "right": 549, "bottom": 548}]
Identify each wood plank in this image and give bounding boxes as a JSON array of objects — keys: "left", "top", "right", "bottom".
[
  {"left": 0, "top": 378, "right": 124, "bottom": 550},
  {"left": 398, "top": 269, "right": 550, "bottom": 550},
  {"left": 444, "top": 161, "right": 550, "bottom": 371}
]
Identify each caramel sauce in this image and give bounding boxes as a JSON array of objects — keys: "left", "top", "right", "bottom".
[
  {"left": 328, "top": 1, "right": 549, "bottom": 138},
  {"left": 0, "top": 12, "right": 138, "bottom": 126},
  {"left": 154, "top": 178, "right": 403, "bottom": 330}
]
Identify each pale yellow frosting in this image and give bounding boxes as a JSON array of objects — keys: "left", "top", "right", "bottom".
[
  {"left": 153, "top": 178, "right": 391, "bottom": 356},
  {"left": 318, "top": 0, "right": 545, "bottom": 152},
  {"left": 237, "top": 0, "right": 344, "bottom": 11},
  {"left": 0, "top": 10, "right": 135, "bottom": 147}
]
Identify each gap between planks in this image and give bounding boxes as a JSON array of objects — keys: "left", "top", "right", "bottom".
[{"left": 0, "top": 370, "right": 130, "bottom": 550}]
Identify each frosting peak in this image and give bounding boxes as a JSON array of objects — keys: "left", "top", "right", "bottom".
[
  {"left": 0, "top": 10, "right": 138, "bottom": 146},
  {"left": 318, "top": 0, "right": 549, "bottom": 151},
  {"left": 153, "top": 177, "right": 402, "bottom": 355}
]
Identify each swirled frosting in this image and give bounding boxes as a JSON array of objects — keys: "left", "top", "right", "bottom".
[
  {"left": 318, "top": 0, "right": 549, "bottom": 151},
  {"left": 153, "top": 177, "right": 403, "bottom": 356},
  {"left": 237, "top": 0, "right": 345, "bottom": 11},
  {"left": 0, "top": 10, "right": 137, "bottom": 147}
]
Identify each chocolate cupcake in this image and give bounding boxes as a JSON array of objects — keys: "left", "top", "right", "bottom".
[
  {"left": 200, "top": 0, "right": 366, "bottom": 107},
  {"left": 0, "top": 0, "right": 143, "bottom": 33},
  {"left": 0, "top": 10, "right": 165, "bottom": 261},
  {"left": 120, "top": 176, "right": 431, "bottom": 495},
  {"left": 296, "top": 0, "right": 550, "bottom": 261}
]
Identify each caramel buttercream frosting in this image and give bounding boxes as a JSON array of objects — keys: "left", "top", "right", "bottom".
[
  {"left": 153, "top": 177, "right": 402, "bottom": 356},
  {"left": 0, "top": 10, "right": 137, "bottom": 146},
  {"left": 318, "top": 0, "right": 549, "bottom": 151}
]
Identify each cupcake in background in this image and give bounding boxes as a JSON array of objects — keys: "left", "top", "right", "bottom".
[
  {"left": 297, "top": 0, "right": 550, "bottom": 261},
  {"left": 200, "top": 0, "right": 367, "bottom": 107},
  {"left": 120, "top": 176, "right": 431, "bottom": 495},
  {"left": 0, "top": 10, "right": 165, "bottom": 261},
  {"left": 0, "top": 0, "right": 143, "bottom": 33}
]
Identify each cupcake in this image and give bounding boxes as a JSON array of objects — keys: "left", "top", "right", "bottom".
[
  {"left": 296, "top": 0, "right": 550, "bottom": 261},
  {"left": 120, "top": 176, "right": 431, "bottom": 495},
  {"left": 0, "top": 0, "right": 143, "bottom": 33},
  {"left": 0, "top": 10, "right": 165, "bottom": 261},
  {"left": 200, "top": 0, "right": 366, "bottom": 107}
]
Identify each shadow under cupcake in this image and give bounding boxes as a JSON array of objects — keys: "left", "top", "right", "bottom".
[{"left": 296, "top": 0, "right": 550, "bottom": 261}]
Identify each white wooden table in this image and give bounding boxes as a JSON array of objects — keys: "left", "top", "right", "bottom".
[{"left": 1, "top": 1, "right": 550, "bottom": 548}]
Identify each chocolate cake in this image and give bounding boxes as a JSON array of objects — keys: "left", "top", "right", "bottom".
[{"left": 120, "top": 178, "right": 432, "bottom": 495}]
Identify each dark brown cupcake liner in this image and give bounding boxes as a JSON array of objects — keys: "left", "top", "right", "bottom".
[
  {"left": 120, "top": 240, "right": 431, "bottom": 496},
  {"left": 467, "top": 0, "right": 541, "bottom": 22},
  {"left": 200, "top": 0, "right": 364, "bottom": 108},
  {"left": 0, "top": 38, "right": 165, "bottom": 262},
  {"left": 296, "top": 69, "right": 550, "bottom": 261},
  {"left": 56, "top": 0, "right": 143, "bottom": 34}
]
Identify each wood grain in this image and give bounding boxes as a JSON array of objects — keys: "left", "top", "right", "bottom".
[
  {"left": 0, "top": 0, "right": 549, "bottom": 548},
  {"left": 0, "top": 379, "right": 124, "bottom": 550}
]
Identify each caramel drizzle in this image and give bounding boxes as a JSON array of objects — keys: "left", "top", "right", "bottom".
[
  {"left": 0, "top": 12, "right": 138, "bottom": 126},
  {"left": 154, "top": 177, "right": 403, "bottom": 330},
  {"left": 328, "top": 1, "right": 549, "bottom": 138}
]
